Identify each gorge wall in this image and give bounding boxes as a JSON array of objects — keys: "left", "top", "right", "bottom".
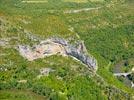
[{"left": 18, "top": 38, "right": 98, "bottom": 71}]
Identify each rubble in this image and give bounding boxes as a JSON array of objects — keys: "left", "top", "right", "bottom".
[
  {"left": 37, "top": 68, "right": 54, "bottom": 78},
  {"left": 24, "top": 30, "right": 40, "bottom": 42},
  {"left": 18, "top": 80, "right": 27, "bottom": 83},
  {"left": 40, "top": 68, "right": 54, "bottom": 76}
]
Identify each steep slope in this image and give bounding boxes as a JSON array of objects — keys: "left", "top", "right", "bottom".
[{"left": 0, "top": 0, "right": 134, "bottom": 100}]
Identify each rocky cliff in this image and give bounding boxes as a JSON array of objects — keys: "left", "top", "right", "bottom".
[{"left": 18, "top": 37, "right": 98, "bottom": 71}]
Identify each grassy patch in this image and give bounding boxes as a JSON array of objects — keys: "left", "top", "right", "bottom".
[{"left": 0, "top": 90, "right": 46, "bottom": 100}]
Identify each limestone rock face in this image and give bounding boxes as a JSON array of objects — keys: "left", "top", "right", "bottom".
[
  {"left": 65, "top": 44, "right": 97, "bottom": 70},
  {"left": 17, "top": 37, "right": 98, "bottom": 71},
  {"left": 51, "top": 37, "right": 68, "bottom": 46}
]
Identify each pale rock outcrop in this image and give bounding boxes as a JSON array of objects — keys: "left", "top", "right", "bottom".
[{"left": 17, "top": 38, "right": 98, "bottom": 71}]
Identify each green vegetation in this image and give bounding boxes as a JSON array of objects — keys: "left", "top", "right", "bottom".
[
  {"left": 0, "top": 0, "right": 134, "bottom": 100},
  {"left": 0, "top": 90, "right": 46, "bottom": 100}
]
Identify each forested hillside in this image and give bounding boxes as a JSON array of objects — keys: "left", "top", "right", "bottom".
[{"left": 0, "top": 0, "right": 134, "bottom": 100}]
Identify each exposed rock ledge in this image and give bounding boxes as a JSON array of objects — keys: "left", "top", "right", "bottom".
[{"left": 17, "top": 38, "right": 97, "bottom": 71}]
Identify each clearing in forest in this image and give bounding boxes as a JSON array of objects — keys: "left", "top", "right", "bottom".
[
  {"left": 90, "top": 0, "right": 104, "bottom": 2},
  {"left": 63, "top": 0, "right": 88, "bottom": 3},
  {"left": 22, "top": 0, "right": 48, "bottom": 3}
]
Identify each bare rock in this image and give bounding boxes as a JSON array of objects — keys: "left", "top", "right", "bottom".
[{"left": 17, "top": 38, "right": 98, "bottom": 71}]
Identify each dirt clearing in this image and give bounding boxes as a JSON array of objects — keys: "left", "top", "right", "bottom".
[
  {"left": 22, "top": 0, "right": 48, "bottom": 3},
  {"left": 63, "top": 0, "right": 88, "bottom": 3}
]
